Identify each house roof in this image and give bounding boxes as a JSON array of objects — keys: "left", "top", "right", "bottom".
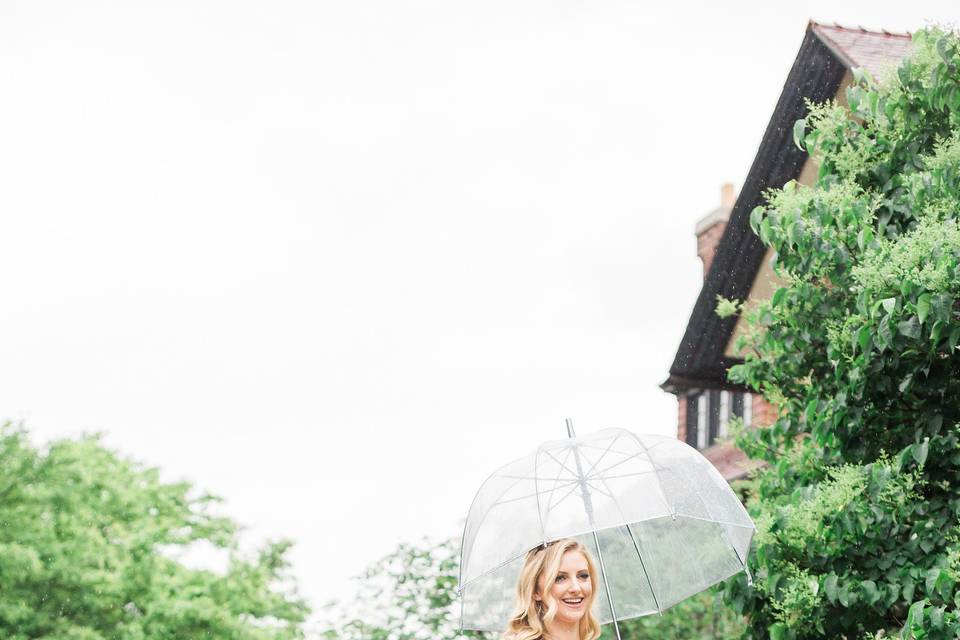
[
  {"left": 702, "top": 441, "right": 764, "bottom": 481},
  {"left": 812, "top": 23, "right": 913, "bottom": 79},
  {"left": 662, "top": 22, "right": 912, "bottom": 395}
]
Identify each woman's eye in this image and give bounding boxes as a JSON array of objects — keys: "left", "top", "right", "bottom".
[
  {"left": 554, "top": 575, "right": 565, "bottom": 583},
  {"left": 578, "top": 573, "right": 589, "bottom": 580}
]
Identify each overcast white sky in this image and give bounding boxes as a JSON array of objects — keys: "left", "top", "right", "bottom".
[{"left": 1, "top": 0, "right": 956, "bottom": 622}]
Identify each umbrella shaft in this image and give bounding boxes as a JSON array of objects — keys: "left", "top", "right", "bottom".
[
  {"left": 591, "top": 530, "right": 622, "bottom": 640},
  {"left": 566, "top": 419, "right": 596, "bottom": 526}
]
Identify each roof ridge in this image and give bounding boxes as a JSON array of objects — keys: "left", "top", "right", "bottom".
[{"left": 809, "top": 19, "right": 912, "bottom": 39}]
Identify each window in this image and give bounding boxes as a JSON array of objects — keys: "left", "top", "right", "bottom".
[{"left": 685, "top": 390, "right": 752, "bottom": 450}]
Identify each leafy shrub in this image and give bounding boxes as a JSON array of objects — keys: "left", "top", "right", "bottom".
[{"left": 724, "top": 27, "right": 960, "bottom": 640}]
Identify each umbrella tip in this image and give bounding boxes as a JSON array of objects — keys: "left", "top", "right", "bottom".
[{"left": 565, "top": 418, "right": 575, "bottom": 438}]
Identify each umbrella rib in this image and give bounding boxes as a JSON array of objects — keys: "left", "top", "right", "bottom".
[
  {"left": 547, "top": 475, "right": 583, "bottom": 513},
  {"left": 671, "top": 512, "right": 755, "bottom": 530},
  {"left": 625, "top": 523, "right": 663, "bottom": 616},
  {"left": 543, "top": 448, "right": 581, "bottom": 480},
  {"left": 669, "top": 476, "right": 752, "bottom": 572},
  {"left": 546, "top": 475, "right": 613, "bottom": 513},
  {"left": 591, "top": 451, "right": 648, "bottom": 478},
  {"left": 577, "top": 442, "right": 638, "bottom": 458},
  {"left": 489, "top": 479, "right": 581, "bottom": 508},
  {"left": 623, "top": 432, "right": 675, "bottom": 516},
  {"left": 543, "top": 480, "right": 616, "bottom": 529},
  {"left": 465, "top": 468, "right": 541, "bottom": 564},
  {"left": 496, "top": 473, "right": 553, "bottom": 481},
  {"left": 458, "top": 545, "right": 539, "bottom": 591},
  {"left": 578, "top": 435, "right": 622, "bottom": 479},
  {"left": 582, "top": 478, "right": 613, "bottom": 499},
  {"left": 589, "top": 457, "right": 631, "bottom": 524},
  {"left": 533, "top": 449, "right": 545, "bottom": 543},
  {"left": 589, "top": 462, "right": 658, "bottom": 623},
  {"left": 543, "top": 447, "right": 575, "bottom": 519},
  {"left": 598, "top": 469, "right": 660, "bottom": 481}
]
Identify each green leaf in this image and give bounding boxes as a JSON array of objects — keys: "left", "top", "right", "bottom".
[
  {"left": 881, "top": 297, "right": 897, "bottom": 314},
  {"left": 839, "top": 584, "right": 851, "bottom": 607},
  {"left": 768, "top": 572, "right": 783, "bottom": 597},
  {"left": 793, "top": 118, "right": 807, "bottom": 150},
  {"left": 749, "top": 206, "right": 765, "bottom": 234},
  {"left": 899, "top": 373, "right": 914, "bottom": 393},
  {"left": 906, "top": 600, "right": 925, "bottom": 628},
  {"left": 898, "top": 317, "right": 921, "bottom": 339},
  {"left": 877, "top": 316, "right": 893, "bottom": 352},
  {"left": 917, "top": 293, "right": 931, "bottom": 325},
  {"left": 770, "top": 622, "right": 788, "bottom": 640},
  {"left": 772, "top": 287, "right": 787, "bottom": 308},
  {"left": 903, "top": 578, "right": 916, "bottom": 602},
  {"left": 937, "top": 35, "right": 952, "bottom": 63},
  {"left": 913, "top": 438, "right": 929, "bottom": 466},
  {"left": 931, "top": 319, "right": 945, "bottom": 345},
  {"left": 760, "top": 217, "right": 772, "bottom": 244},
  {"left": 929, "top": 606, "right": 945, "bottom": 629},
  {"left": 949, "top": 326, "right": 960, "bottom": 351},
  {"left": 825, "top": 574, "right": 839, "bottom": 604},
  {"left": 925, "top": 569, "right": 941, "bottom": 596},
  {"left": 937, "top": 572, "right": 955, "bottom": 602},
  {"left": 857, "top": 326, "right": 871, "bottom": 354}
]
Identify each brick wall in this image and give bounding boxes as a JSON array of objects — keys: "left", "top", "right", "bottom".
[
  {"left": 697, "top": 221, "right": 727, "bottom": 278},
  {"left": 673, "top": 390, "right": 777, "bottom": 442},
  {"left": 751, "top": 393, "right": 778, "bottom": 427}
]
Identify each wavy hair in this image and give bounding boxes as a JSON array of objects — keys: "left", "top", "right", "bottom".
[{"left": 501, "top": 538, "right": 602, "bottom": 640}]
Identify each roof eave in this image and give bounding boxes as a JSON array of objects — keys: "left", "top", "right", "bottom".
[{"left": 664, "top": 25, "right": 850, "bottom": 389}]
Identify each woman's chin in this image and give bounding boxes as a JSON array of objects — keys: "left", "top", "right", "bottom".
[{"left": 556, "top": 605, "right": 586, "bottom": 624}]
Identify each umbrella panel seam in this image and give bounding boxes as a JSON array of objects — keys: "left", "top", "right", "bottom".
[{"left": 458, "top": 514, "right": 755, "bottom": 590}]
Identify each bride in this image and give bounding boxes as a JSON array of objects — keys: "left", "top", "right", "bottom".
[{"left": 501, "top": 538, "right": 602, "bottom": 640}]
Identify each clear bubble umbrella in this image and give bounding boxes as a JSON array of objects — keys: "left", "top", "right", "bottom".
[{"left": 457, "top": 421, "right": 754, "bottom": 638}]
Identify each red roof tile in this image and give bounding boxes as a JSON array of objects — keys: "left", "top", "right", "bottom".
[{"left": 811, "top": 22, "right": 913, "bottom": 79}]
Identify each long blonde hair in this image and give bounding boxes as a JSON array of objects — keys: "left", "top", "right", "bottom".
[{"left": 501, "top": 538, "right": 602, "bottom": 640}]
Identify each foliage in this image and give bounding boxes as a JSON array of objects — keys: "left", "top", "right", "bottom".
[
  {"left": 612, "top": 586, "right": 744, "bottom": 639},
  {"left": 319, "top": 535, "right": 489, "bottom": 640},
  {"left": 716, "top": 295, "right": 746, "bottom": 319},
  {"left": 321, "top": 534, "right": 742, "bottom": 640},
  {"left": 0, "top": 422, "right": 308, "bottom": 640},
  {"left": 722, "top": 27, "right": 960, "bottom": 639}
]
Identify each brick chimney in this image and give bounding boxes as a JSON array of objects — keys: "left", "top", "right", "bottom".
[{"left": 695, "top": 183, "right": 735, "bottom": 279}]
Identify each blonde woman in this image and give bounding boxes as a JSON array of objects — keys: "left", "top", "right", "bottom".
[{"left": 502, "top": 538, "right": 602, "bottom": 640}]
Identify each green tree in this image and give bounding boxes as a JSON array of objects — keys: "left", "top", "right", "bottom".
[
  {"left": 720, "top": 27, "right": 960, "bottom": 639},
  {"left": 0, "top": 422, "right": 308, "bottom": 639},
  {"left": 612, "top": 586, "right": 743, "bottom": 639},
  {"left": 320, "top": 534, "right": 742, "bottom": 639},
  {"left": 319, "top": 535, "right": 489, "bottom": 640}
]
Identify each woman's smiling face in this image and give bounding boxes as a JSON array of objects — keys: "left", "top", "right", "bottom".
[{"left": 540, "top": 549, "right": 592, "bottom": 625}]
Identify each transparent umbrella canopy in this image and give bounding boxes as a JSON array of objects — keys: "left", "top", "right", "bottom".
[{"left": 457, "top": 422, "right": 754, "bottom": 637}]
